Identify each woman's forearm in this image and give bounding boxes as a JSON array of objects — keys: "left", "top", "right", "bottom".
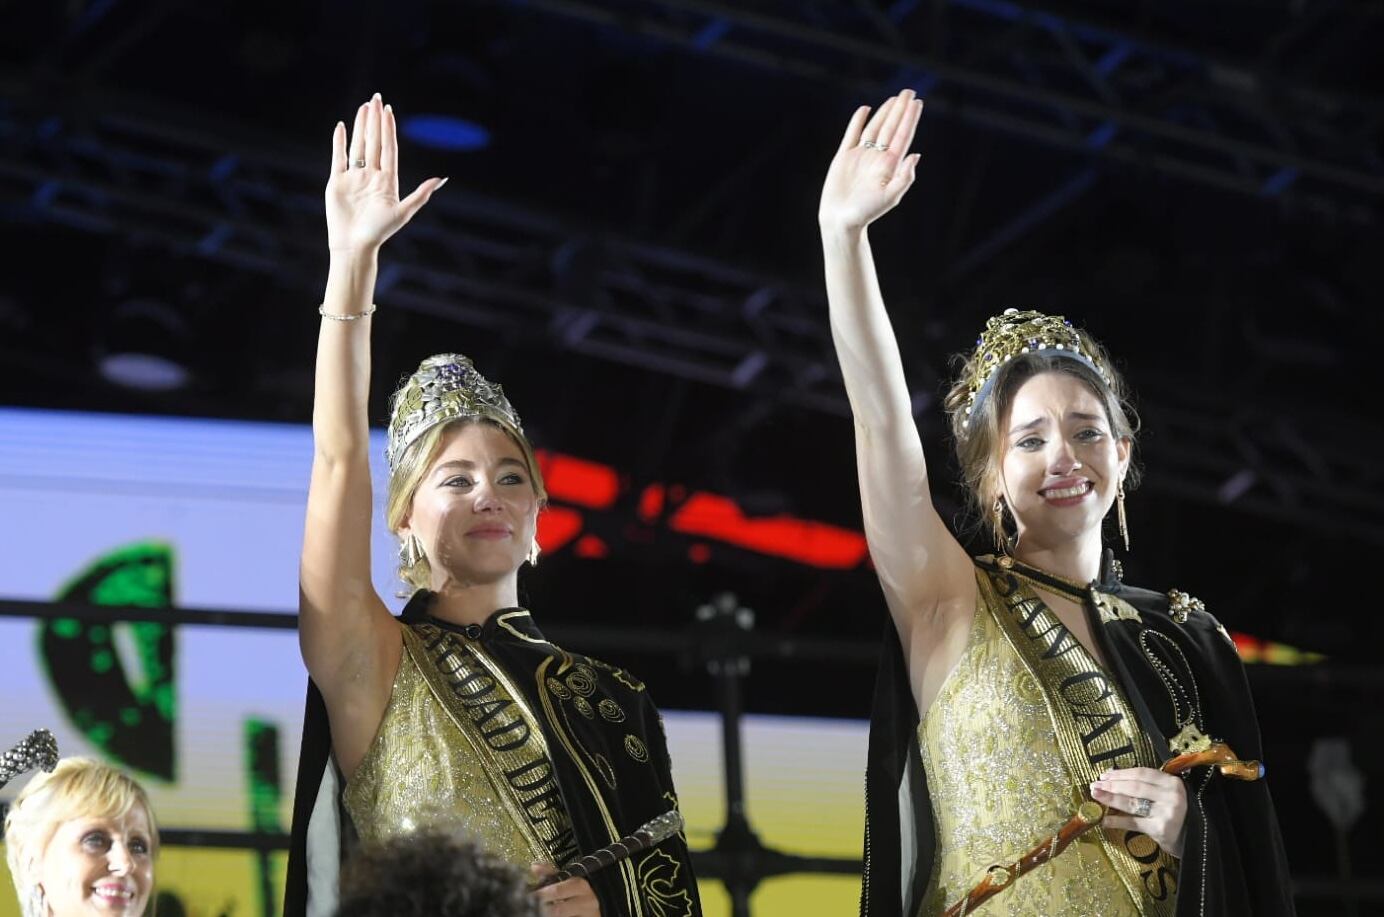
[
  {"left": 313, "top": 247, "right": 380, "bottom": 463},
  {"left": 821, "top": 223, "right": 917, "bottom": 434}
]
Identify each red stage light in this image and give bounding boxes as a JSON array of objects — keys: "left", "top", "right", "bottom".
[
  {"left": 535, "top": 506, "right": 584, "bottom": 553},
  {"left": 668, "top": 492, "right": 867, "bottom": 569},
  {"left": 575, "top": 534, "right": 610, "bottom": 559},
  {"left": 638, "top": 484, "right": 665, "bottom": 522},
  {"left": 537, "top": 451, "right": 620, "bottom": 509}
]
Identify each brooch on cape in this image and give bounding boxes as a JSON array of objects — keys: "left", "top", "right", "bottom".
[{"left": 1167, "top": 589, "right": 1205, "bottom": 624}]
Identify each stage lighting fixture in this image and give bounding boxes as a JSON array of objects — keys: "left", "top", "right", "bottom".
[
  {"left": 95, "top": 299, "right": 192, "bottom": 392},
  {"left": 401, "top": 114, "right": 491, "bottom": 151}
]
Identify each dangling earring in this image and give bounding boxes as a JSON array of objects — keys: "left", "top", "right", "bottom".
[
  {"left": 991, "top": 497, "right": 1009, "bottom": 555},
  {"left": 526, "top": 538, "right": 541, "bottom": 567},
  {"left": 398, "top": 533, "right": 425, "bottom": 570},
  {"left": 28, "top": 883, "right": 45, "bottom": 917},
  {"left": 1116, "top": 480, "right": 1130, "bottom": 552}
]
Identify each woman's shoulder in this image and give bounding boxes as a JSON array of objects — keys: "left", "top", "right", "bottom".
[
  {"left": 1111, "top": 580, "right": 1239, "bottom": 655},
  {"left": 546, "top": 646, "right": 651, "bottom": 698}
]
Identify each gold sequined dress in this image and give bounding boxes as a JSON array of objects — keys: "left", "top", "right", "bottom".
[
  {"left": 861, "top": 555, "right": 1296, "bottom": 917},
  {"left": 288, "top": 598, "right": 703, "bottom": 917},
  {"left": 915, "top": 601, "right": 1139, "bottom": 916},
  {"left": 341, "top": 624, "right": 561, "bottom": 866}
]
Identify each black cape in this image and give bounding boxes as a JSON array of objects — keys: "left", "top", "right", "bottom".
[
  {"left": 860, "top": 554, "right": 1295, "bottom": 916},
  {"left": 285, "top": 593, "right": 702, "bottom": 917}
]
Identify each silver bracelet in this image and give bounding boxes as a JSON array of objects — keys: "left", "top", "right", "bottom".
[{"left": 318, "top": 303, "right": 377, "bottom": 321}]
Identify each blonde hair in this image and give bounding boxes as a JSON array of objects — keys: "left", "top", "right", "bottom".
[
  {"left": 5, "top": 757, "right": 159, "bottom": 916},
  {"left": 943, "top": 327, "right": 1141, "bottom": 549},
  {"left": 385, "top": 417, "right": 548, "bottom": 592}
]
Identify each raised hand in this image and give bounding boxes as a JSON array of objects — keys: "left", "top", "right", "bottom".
[
  {"left": 818, "top": 89, "right": 924, "bottom": 232},
  {"left": 326, "top": 93, "right": 447, "bottom": 254}
]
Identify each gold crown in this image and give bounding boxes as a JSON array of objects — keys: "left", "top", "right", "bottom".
[
  {"left": 386, "top": 354, "right": 523, "bottom": 472},
  {"left": 960, "top": 308, "right": 1109, "bottom": 430}
]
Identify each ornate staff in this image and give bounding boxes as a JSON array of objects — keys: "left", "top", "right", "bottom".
[
  {"left": 941, "top": 801, "right": 1105, "bottom": 917},
  {"left": 943, "top": 742, "right": 1263, "bottom": 917},
  {"left": 535, "top": 810, "right": 684, "bottom": 888},
  {"left": 0, "top": 729, "right": 59, "bottom": 790}
]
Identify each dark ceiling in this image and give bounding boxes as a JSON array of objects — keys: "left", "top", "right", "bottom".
[{"left": 1, "top": 0, "right": 1382, "bottom": 668}]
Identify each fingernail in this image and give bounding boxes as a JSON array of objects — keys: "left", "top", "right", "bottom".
[
  {"left": 438, "top": 177, "right": 449, "bottom": 188},
  {"left": 384, "top": 103, "right": 393, "bottom": 112},
  {"left": 373, "top": 92, "right": 382, "bottom": 101}
]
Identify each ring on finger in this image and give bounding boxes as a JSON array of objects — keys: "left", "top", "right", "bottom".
[
  {"left": 861, "top": 139, "right": 878, "bottom": 149},
  {"left": 352, "top": 158, "right": 367, "bottom": 169},
  {"left": 1132, "top": 796, "right": 1153, "bottom": 818}
]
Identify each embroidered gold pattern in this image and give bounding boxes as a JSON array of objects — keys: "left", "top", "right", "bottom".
[
  {"left": 592, "top": 752, "right": 617, "bottom": 789},
  {"left": 637, "top": 848, "right": 695, "bottom": 917},
  {"left": 591, "top": 658, "right": 646, "bottom": 692},
  {"left": 535, "top": 656, "right": 643, "bottom": 916},
  {"left": 1095, "top": 592, "right": 1142, "bottom": 624},
  {"left": 625, "top": 734, "right": 650, "bottom": 763},
  {"left": 496, "top": 610, "right": 551, "bottom": 645},
  {"left": 599, "top": 699, "right": 627, "bottom": 723},
  {"left": 566, "top": 665, "right": 597, "bottom": 697},
  {"left": 917, "top": 598, "right": 1146, "bottom": 916}
]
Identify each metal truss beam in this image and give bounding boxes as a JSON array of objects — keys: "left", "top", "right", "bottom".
[
  {"left": 0, "top": 79, "right": 857, "bottom": 417},
  {"left": 0, "top": 84, "right": 1380, "bottom": 544},
  {"left": 507, "top": 0, "right": 1383, "bottom": 222}
]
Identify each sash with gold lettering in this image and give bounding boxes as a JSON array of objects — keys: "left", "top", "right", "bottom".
[
  {"left": 981, "top": 567, "right": 1179, "bottom": 914},
  {"left": 862, "top": 554, "right": 1295, "bottom": 917},
  {"left": 286, "top": 596, "right": 702, "bottom": 917},
  {"left": 403, "top": 621, "right": 580, "bottom": 867}
]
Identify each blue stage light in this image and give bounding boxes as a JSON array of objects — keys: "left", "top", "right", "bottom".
[{"left": 400, "top": 114, "right": 491, "bottom": 151}]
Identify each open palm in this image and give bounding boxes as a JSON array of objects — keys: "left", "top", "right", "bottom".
[
  {"left": 326, "top": 94, "right": 445, "bottom": 253},
  {"left": 819, "top": 89, "right": 924, "bottom": 231}
]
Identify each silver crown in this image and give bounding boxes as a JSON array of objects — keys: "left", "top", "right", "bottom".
[
  {"left": 0, "top": 728, "right": 59, "bottom": 790},
  {"left": 385, "top": 354, "right": 523, "bottom": 472}
]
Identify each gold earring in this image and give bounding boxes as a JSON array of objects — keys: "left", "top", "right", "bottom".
[
  {"left": 1116, "top": 481, "right": 1130, "bottom": 552},
  {"left": 399, "top": 533, "right": 425, "bottom": 569},
  {"left": 991, "top": 497, "right": 1009, "bottom": 555},
  {"left": 526, "top": 538, "right": 541, "bottom": 567}
]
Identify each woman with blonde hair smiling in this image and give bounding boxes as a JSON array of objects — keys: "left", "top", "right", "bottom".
[
  {"left": 283, "top": 93, "right": 699, "bottom": 917},
  {"left": 4, "top": 757, "right": 157, "bottom": 916}
]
